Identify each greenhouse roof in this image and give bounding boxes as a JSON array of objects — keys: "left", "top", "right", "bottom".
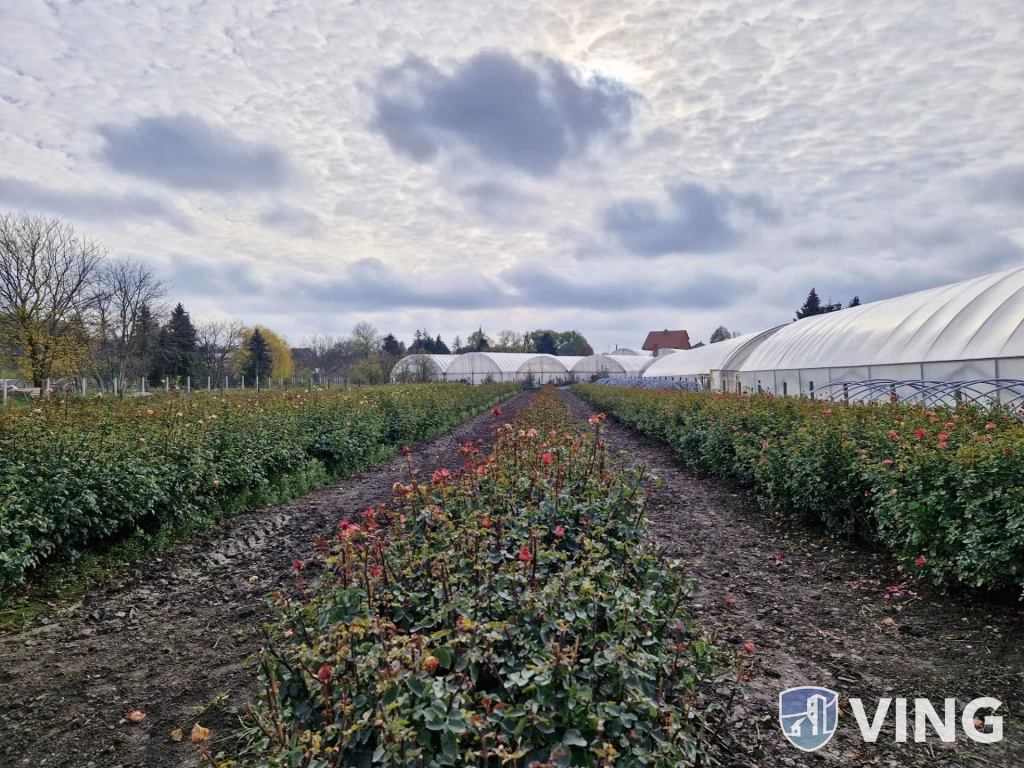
[
  {"left": 740, "top": 266, "right": 1024, "bottom": 371},
  {"left": 643, "top": 329, "right": 781, "bottom": 378}
]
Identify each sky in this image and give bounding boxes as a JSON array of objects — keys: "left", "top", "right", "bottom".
[{"left": 2, "top": 0, "right": 1023, "bottom": 353}]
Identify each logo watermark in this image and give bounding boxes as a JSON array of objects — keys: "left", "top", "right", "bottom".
[
  {"left": 779, "top": 690, "right": 1003, "bottom": 751},
  {"left": 779, "top": 687, "right": 839, "bottom": 751}
]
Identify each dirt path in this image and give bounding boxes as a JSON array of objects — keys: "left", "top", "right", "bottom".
[
  {"left": 0, "top": 392, "right": 533, "bottom": 768},
  {"left": 563, "top": 391, "right": 1024, "bottom": 768}
]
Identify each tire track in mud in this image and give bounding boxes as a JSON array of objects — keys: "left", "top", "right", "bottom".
[{"left": 0, "top": 392, "right": 533, "bottom": 768}]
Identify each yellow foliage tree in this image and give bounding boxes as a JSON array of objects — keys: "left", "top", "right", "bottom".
[{"left": 234, "top": 326, "right": 294, "bottom": 382}]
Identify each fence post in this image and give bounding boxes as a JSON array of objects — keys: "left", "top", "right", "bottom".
[
  {"left": 208, "top": 376, "right": 211, "bottom": 391},
  {"left": 2, "top": 379, "right": 6, "bottom": 406},
  {"left": 46, "top": 378, "right": 51, "bottom": 398},
  {"left": 141, "top": 377, "right": 146, "bottom": 394},
  {"left": 187, "top": 376, "right": 191, "bottom": 394},
  {"left": 256, "top": 375, "right": 260, "bottom": 392},
  {"left": 241, "top": 375, "right": 245, "bottom": 390},
  {"left": 82, "top": 378, "right": 87, "bottom": 396}
]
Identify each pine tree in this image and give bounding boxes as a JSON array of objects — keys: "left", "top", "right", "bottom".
[
  {"left": 151, "top": 303, "right": 198, "bottom": 384},
  {"left": 243, "top": 328, "right": 273, "bottom": 387},
  {"left": 536, "top": 332, "right": 558, "bottom": 355},
  {"left": 795, "top": 289, "right": 823, "bottom": 320},
  {"left": 382, "top": 333, "right": 402, "bottom": 357},
  {"left": 848, "top": 295, "right": 861, "bottom": 307},
  {"left": 434, "top": 335, "right": 450, "bottom": 354},
  {"left": 452, "top": 335, "right": 462, "bottom": 353}
]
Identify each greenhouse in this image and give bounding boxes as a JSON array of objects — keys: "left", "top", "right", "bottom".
[
  {"left": 444, "top": 353, "right": 551, "bottom": 384},
  {"left": 389, "top": 354, "right": 459, "bottom": 383},
  {"left": 642, "top": 329, "right": 782, "bottom": 391},
  {"left": 570, "top": 355, "right": 655, "bottom": 380},
  {"left": 737, "top": 265, "right": 1024, "bottom": 400},
  {"left": 608, "top": 347, "right": 651, "bottom": 356},
  {"left": 516, "top": 355, "right": 581, "bottom": 385}
]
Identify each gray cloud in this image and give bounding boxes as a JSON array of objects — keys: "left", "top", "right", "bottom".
[
  {"left": 168, "top": 254, "right": 751, "bottom": 314},
  {"left": 974, "top": 166, "right": 1024, "bottom": 206},
  {"left": 501, "top": 262, "right": 756, "bottom": 310},
  {"left": 456, "top": 181, "right": 538, "bottom": 222},
  {"left": 372, "top": 51, "right": 635, "bottom": 176},
  {"left": 259, "top": 204, "right": 325, "bottom": 238},
  {"left": 602, "top": 183, "right": 781, "bottom": 257},
  {"left": 0, "top": 176, "right": 193, "bottom": 232},
  {"left": 98, "top": 113, "right": 291, "bottom": 192}
]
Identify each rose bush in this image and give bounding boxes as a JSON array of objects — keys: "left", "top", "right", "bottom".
[
  {"left": 0, "top": 383, "right": 518, "bottom": 592},
  {"left": 573, "top": 385, "right": 1024, "bottom": 591},
  {"left": 231, "top": 388, "right": 740, "bottom": 768}
]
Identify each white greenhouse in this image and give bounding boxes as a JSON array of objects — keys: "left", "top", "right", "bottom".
[
  {"left": 643, "top": 329, "right": 782, "bottom": 391},
  {"left": 571, "top": 355, "right": 655, "bottom": 380},
  {"left": 737, "top": 266, "right": 1024, "bottom": 400},
  {"left": 516, "top": 355, "right": 581, "bottom": 385},
  {"left": 444, "top": 353, "right": 550, "bottom": 384},
  {"left": 390, "top": 354, "right": 459, "bottom": 382},
  {"left": 609, "top": 347, "right": 651, "bottom": 356}
]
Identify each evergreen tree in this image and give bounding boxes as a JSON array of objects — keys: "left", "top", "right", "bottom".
[
  {"left": 467, "top": 328, "right": 490, "bottom": 351},
  {"left": 134, "top": 303, "right": 158, "bottom": 382},
  {"left": 434, "top": 335, "right": 450, "bottom": 354},
  {"left": 795, "top": 288, "right": 823, "bottom": 320},
  {"left": 382, "top": 333, "right": 402, "bottom": 357},
  {"left": 242, "top": 328, "right": 273, "bottom": 386},
  {"left": 152, "top": 303, "right": 198, "bottom": 384},
  {"left": 848, "top": 295, "right": 861, "bottom": 307},
  {"left": 536, "top": 332, "right": 558, "bottom": 355},
  {"left": 452, "top": 335, "right": 462, "bottom": 353}
]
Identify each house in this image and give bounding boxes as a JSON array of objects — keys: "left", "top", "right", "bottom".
[{"left": 642, "top": 329, "right": 691, "bottom": 356}]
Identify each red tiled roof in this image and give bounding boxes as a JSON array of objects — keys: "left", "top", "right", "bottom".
[{"left": 642, "top": 330, "right": 691, "bottom": 351}]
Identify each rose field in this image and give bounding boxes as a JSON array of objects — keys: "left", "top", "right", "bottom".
[
  {"left": 571, "top": 384, "right": 1024, "bottom": 592},
  {"left": 0, "top": 383, "right": 518, "bottom": 594},
  {"left": 1, "top": 387, "right": 1022, "bottom": 768}
]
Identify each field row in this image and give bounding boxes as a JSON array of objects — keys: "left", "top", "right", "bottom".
[
  {"left": 573, "top": 384, "right": 1024, "bottom": 592},
  {"left": 0, "top": 384, "right": 518, "bottom": 592},
  {"left": 225, "top": 388, "right": 739, "bottom": 767}
]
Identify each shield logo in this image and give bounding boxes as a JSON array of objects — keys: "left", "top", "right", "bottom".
[{"left": 779, "top": 686, "right": 839, "bottom": 752}]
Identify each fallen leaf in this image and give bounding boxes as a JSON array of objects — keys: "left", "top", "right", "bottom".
[
  {"left": 189, "top": 723, "right": 210, "bottom": 743},
  {"left": 170, "top": 728, "right": 183, "bottom": 742},
  {"left": 882, "top": 617, "right": 896, "bottom": 627},
  {"left": 126, "top": 709, "right": 146, "bottom": 723}
]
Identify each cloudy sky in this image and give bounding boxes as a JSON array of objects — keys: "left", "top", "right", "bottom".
[{"left": 2, "top": 0, "right": 1023, "bottom": 352}]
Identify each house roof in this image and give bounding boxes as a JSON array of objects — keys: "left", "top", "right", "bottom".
[{"left": 642, "top": 330, "right": 691, "bottom": 351}]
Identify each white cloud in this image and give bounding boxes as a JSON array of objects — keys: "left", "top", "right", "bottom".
[{"left": 0, "top": 0, "right": 1022, "bottom": 352}]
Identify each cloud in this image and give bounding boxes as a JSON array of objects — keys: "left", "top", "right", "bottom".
[
  {"left": 602, "top": 182, "right": 781, "bottom": 257},
  {"left": 167, "top": 254, "right": 752, "bottom": 314},
  {"left": 455, "top": 181, "right": 539, "bottom": 222},
  {"left": 974, "top": 166, "right": 1024, "bottom": 206},
  {"left": 259, "top": 204, "right": 325, "bottom": 238},
  {"left": 97, "top": 113, "right": 291, "bottom": 192},
  {"left": 372, "top": 51, "right": 636, "bottom": 176},
  {"left": 0, "top": 176, "right": 193, "bottom": 231}
]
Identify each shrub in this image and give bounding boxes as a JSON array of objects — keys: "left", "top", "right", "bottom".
[
  {"left": 573, "top": 385, "right": 1024, "bottom": 592},
  {"left": 231, "top": 389, "right": 740, "bottom": 768},
  {"left": 0, "top": 384, "right": 518, "bottom": 592}
]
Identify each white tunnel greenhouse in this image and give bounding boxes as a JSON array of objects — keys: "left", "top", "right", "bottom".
[
  {"left": 389, "top": 354, "right": 459, "bottom": 382},
  {"left": 570, "top": 354, "right": 655, "bottom": 380},
  {"left": 443, "top": 353, "right": 549, "bottom": 384},
  {"left": 737, "top": 265, "right": 1024, "bottom": 400},
  {"left": 516, "top": 355, "right": 582, "bottom": 384},
  {"left": 643, "top": 329, "right": 783, "bottom": 391}
]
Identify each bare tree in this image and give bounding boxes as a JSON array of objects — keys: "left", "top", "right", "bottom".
[
  {"left": 0, "top": 213, "right": 105, "bottom": 387},
  {"left": 196, "top": 318, "right": 245, "bottom": 387},
  {"left": 349, "top": 321, "right": 382, "bottom": 358},
  {"left": 94, "top": 258, "right": 167, "bottom": 391},
  {"left": 299, "top": 333, "right": 349, "bottom": 383}
]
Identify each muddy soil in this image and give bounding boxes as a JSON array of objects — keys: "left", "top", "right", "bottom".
[
  {"left": 0, "top": 392, "right": 533, "bottom": 768},
  {"left": 563, "top": 391, "right": 1024, "bottom": 768}
]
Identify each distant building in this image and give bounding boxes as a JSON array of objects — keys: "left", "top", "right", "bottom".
[{"left": 642, "top": 329, "right": 691, "bottom": 356}]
